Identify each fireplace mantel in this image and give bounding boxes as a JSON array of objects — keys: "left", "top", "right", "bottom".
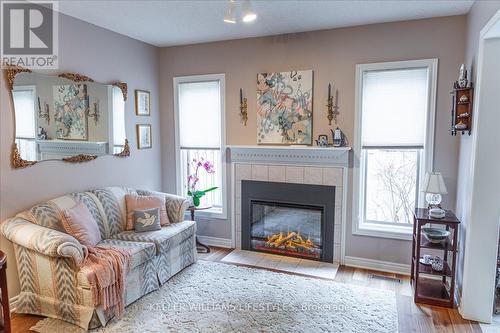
[
  {"left": 227, "top": 145, "right": 351, "bottom": 167},
  {"left": 228, "top": 145, "right": 350, "bottom": 264}
]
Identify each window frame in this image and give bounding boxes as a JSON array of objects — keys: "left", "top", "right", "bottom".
[
  {"left": 352, "top": 59, "right": 438, "bottom": 240},
  {"left": 13, "top": 85, "right": 38, "bottom": 160},
  {"left": 173, "top": 74, "right": 227, "bottom": 220}
]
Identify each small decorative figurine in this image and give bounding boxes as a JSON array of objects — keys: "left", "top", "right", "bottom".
[
  {"left": 455, "top": 121, "right": 467, "bottom": 130},
  {"left": 315, "top": 134, "right": 329, "bottom": 147},
  {"left": 458, "top": 64, "right": 468, "bottom": 88},
  {"left": 459, "top": 94, "right": 469, "bottom": 103}
]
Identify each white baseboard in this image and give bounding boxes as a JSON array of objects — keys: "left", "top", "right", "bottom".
[
  {"left": 9, "top": 295, "right": 18, "bottom": 313},
  {"left": 344, "top": 256, "right": 410, "bottom": 275},
  {"left": 197, "top": 235, "right": 233, "bottom": 249}
]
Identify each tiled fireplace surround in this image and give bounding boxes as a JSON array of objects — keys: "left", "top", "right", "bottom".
[{"left": 229, "top": 146, "right": 350, "bottom": 264}]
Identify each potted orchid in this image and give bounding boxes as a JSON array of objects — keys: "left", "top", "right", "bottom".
[{"left": 187, "top": 157, "right": 218, "bottom": 207}]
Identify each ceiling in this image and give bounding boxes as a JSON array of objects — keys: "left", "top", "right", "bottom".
[{"left": 56, "top": 0, "right": 475, "bottom": 47}]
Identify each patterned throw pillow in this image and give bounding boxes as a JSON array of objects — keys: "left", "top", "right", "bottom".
[
  {"left": 125, "top": 194, "right": 169, "bottom": 230},
  {"left": 134, "top": 208, "right": 161, "bottom": 233}
]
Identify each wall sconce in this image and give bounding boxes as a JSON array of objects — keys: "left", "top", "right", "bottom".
[
  {"left": 87, "top": 100, "right": 100, "bottom": 126},
  {"left": 326, "top": 83, "right": 339, "bottom": 125},
  {"left": 240, "top": 88, "right": 248, "bottom": 126},
  {"left": 327, "top": 83, "right": 334, "bottom": 125},
  {"left": 37, "top": 97, "right": 50, "bottom": 124}
]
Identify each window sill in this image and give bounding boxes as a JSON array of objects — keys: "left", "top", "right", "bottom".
[
  {"left": 184, "top": 207, "right": 227, "bottom": 221},
  {"left": 353, "top": 222, "right": 413, "bottom": 241}
]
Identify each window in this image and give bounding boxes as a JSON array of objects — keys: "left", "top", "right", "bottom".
[
  {"left": 353, "top": 59, "right": 437, "bottom": 239},
  {"left": 13, "top": 86, "right": 37, "bottom": 161},
  {"left": 112, "top": 86, "right": 126, "bottom": 154},
  {"left": 174, "top": 74, "right": 226, "bottom": 218}
]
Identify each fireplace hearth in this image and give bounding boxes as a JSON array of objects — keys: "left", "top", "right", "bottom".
[{"left": 241, "top": 180, "right": 335, "bottom": 262}]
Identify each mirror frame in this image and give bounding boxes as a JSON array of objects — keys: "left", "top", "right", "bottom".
[{"left": 4, "top": 65, "right": 130, "bottom": 169}]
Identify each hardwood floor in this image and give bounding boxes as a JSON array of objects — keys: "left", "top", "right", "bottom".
[{"left": 10, "top": 247, "right": 481, "bottom": 333}]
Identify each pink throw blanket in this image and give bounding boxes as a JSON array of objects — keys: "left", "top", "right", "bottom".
[{"left": 80, "top": 246, "right": 131, "bottom": 316}]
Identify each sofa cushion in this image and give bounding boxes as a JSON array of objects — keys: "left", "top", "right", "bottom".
[
  {"left": 97, "top": 239, "right": 155, "bottom": 269},
  {"left": 110, "top": 220, "right": 196, "bottom": 255}
]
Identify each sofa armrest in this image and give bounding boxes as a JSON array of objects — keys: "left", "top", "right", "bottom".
[
  {"left": 145, "top": 191, "right": 191, "bottom": 223},
  {"left": 1, "top": 217, "right": 85, "bottom": 266}
]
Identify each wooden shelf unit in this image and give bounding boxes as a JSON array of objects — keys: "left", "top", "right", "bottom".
[
  {"left": 451, "top": 86, "right": 473, "bottom": 135},
  {"left": 411, "top": 208, "right": 460, "bottom": 308}
]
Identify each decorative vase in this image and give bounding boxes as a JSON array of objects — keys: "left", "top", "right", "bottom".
[{"left": 192, "top": 195, "right": 201, "bottom": 207}]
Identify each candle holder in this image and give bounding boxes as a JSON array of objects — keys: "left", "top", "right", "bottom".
[
  {"left": 87, "top": 100, "right": 100, "bottom": 126},
  {"left": 38, "top": 98, "right": 50, "bottom": 125},
  {"left": 239, "top": 88, "right": 248, "bottom": 126},
  {"left": 326, "top": 83, "right": 339, "bottom": 125},
  {"left": 327, "top": 95, "right": 334, "bottom": 125}
]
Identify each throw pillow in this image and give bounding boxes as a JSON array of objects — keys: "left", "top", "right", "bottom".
[
  {"left": 134, "top": 208, "right": 161, "bottom": 232},
  {"left": 125, "top": 194, "right": 169, "bottom": 230},
  {"left": 62, "top": 201, "right": 102, "bottom": 247}
]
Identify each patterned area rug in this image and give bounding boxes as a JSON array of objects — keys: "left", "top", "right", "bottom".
[{"left": 31, "top": 261, "right": 398, "bottom": 333}]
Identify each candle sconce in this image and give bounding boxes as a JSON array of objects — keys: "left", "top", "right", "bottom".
[
  {"left": 239, "top": 88, "right": 248, "bottom": 126},
  {"left": 37, "top": 97, "right": 50, "bottom": 125},
  {"left": 87, "top": 100, "right": 100, "bottom": 126},
  {"left": 326, "top": 83, "right": 339, "bottom": 125}
]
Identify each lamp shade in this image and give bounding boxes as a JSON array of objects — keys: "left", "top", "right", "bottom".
[{"left": 421, "top": 172, "right": 448, "bottom": 194}]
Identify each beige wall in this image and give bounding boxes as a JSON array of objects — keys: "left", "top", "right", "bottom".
[
  {"left": 0, "top": 14, "right": 162, "bottom": 296},
  {"left": 159, "top": 15, "right": 466, "bottom": 263}
]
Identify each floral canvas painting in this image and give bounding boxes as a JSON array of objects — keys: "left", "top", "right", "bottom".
[
  {"left": 53, "top": 84, "right": 88, "bottom": 140},
  {"left": 257, "top": 70, "right": 313, "bottom": 145}
]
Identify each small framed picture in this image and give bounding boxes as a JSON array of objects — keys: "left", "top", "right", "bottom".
[
  {"left": 136, "top": 124, "right": 152, "bottom": 149},
  {"left": 135, "top": 90, "right": 151, "bottom": 116}
]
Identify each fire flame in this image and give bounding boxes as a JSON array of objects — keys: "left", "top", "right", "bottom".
[{"left": 265, "top": 231, "right": 318, "bottom": 251}]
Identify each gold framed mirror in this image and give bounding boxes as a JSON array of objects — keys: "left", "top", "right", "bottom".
[{"left": 4, "top": 65, "right": 130, "bottom": 169}]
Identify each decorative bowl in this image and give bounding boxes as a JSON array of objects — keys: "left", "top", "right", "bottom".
[
  {"left": 431, "top": 257, "right": 444, "bottom": 271},
  {"left": 421, "top": 227, "right": 450, "bottom": 244}
]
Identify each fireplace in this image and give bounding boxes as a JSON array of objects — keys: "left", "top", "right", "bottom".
[{"left": 241, "top": 180, "right": 335, "bottom": 262}]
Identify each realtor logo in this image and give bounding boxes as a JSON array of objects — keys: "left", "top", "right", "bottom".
[{"left": 1, "top": 1, "right": 58, "bottom": 69}]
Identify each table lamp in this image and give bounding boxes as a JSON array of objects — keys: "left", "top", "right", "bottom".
[{"left": 421, "top": 172, "right": 447, "bottom": 218}]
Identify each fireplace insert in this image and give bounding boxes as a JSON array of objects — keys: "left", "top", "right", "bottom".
[{"left": 241, "top": 180, "right": 335, "bottom": 262}]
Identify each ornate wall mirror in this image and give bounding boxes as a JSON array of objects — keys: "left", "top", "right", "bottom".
[{"left": 4, "top": 66, "right": 129, "bottom": 168}]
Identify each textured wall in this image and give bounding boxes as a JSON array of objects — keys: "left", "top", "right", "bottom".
[
  {"left": 159, "top": 16, "right": 466, "bottom": 264},
  {"left": 0, "top": 14, "right": 162, "bottom": 296}
]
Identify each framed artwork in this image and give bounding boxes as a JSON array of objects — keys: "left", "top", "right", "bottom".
[
  {"left": 256, "top": 70, "right": 313, "bottom": 145},
  {"left": 136, "top": 124, "right": 152, "bottom": 149},
  {"left": 135, "top": 90, "right": 151, "bottom": 116},
  {"left": 53, "top": 84, "right": 88, "bottom": 140}
]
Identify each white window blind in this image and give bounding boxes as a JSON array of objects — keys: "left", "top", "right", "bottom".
[
  {"left": 361, "top": 68, "right": 428, "bottom": 147},
  {"left": 13, "top": 89, "right": 36, "bottom": 139},
  {"left": 178, "top": 81, "right": 221, "bottom": 149}
]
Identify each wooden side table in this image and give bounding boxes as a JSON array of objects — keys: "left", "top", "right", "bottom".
[
  {"left": 411, "top": 208, "right": 460, "bottom": 308},
  {"left": 0, "top": 251, "right": 10, "bottom": 333},
  {"left": 188, "top": 206, "right": 211, "bottom": 254}
]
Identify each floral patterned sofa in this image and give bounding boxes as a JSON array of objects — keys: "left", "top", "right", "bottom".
[{"left": 0, "top": 187, "right": 196, "bottom": 329}]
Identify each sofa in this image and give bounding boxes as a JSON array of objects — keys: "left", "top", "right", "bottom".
[{"left": 0, "top": 187, "right": 197, "bottom": 329}]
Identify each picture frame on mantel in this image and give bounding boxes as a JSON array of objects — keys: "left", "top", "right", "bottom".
[{"left": 135, "top": 89, "right": 151, "bottom": 116}]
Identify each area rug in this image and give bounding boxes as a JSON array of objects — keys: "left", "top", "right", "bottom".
[{"left": 31, "top": 261, "right": 398, "bottom": 333}]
